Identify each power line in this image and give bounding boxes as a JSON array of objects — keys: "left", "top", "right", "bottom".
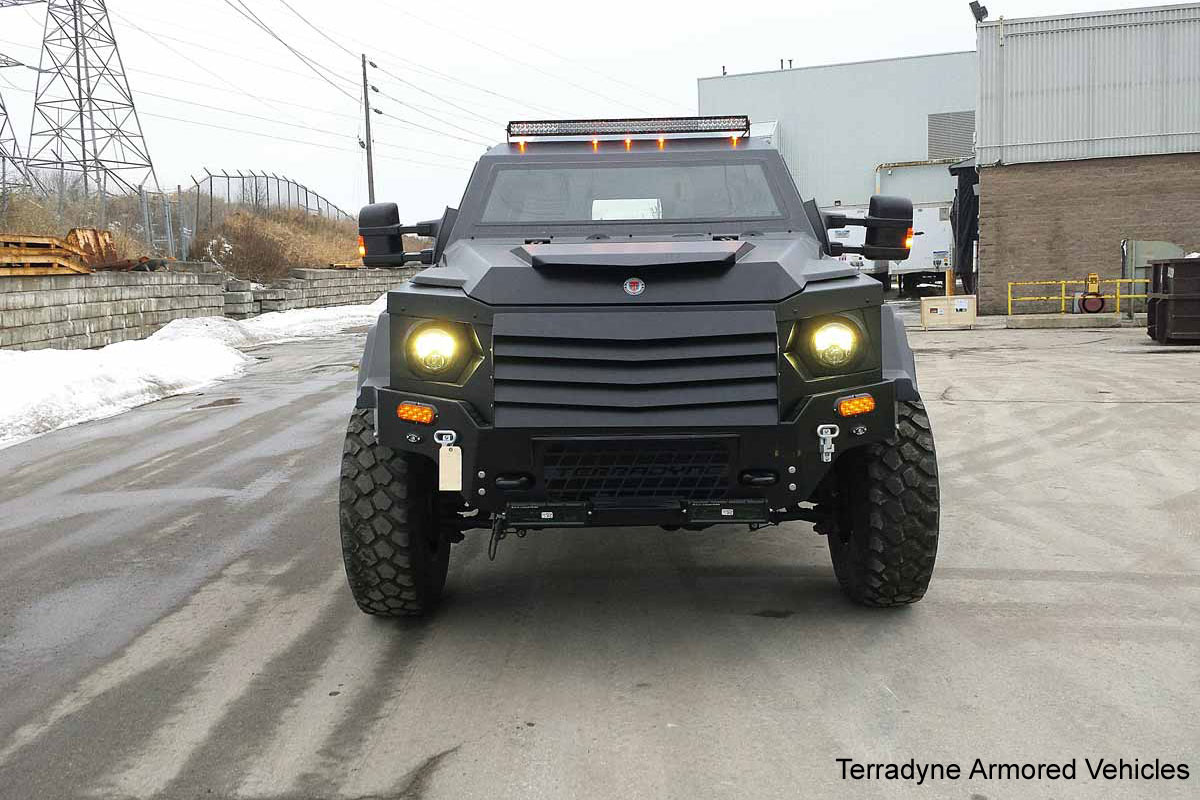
[
  {"left": 220, "top": 0, "right": 358, "bottom": 103},
  {"left": 371, "top": 140, "right": 475, "bottom": 164},
  {"left": 111, "top": 11, "right": 307, "bottom": 128},
  {"left": 384, "top": 5, "right": 657, "bottom": 115},
  {"left": 261, "top": 18, "right": 570, "bottom": 117},
  {"left": 2, "top": 33, "right": 519, "bottom": 130},
  {"left": 275, "top": 0, "right": 356, "bottom": 58},
  {"left": 0, "top": 36, "right": 491, "bottom": 159},
  {"left": 101, "top": 16, "right": 497, "bottom": 147},
  {"left": 110, "top": 17, "right": 359, "bottom": 91},
  {"left": 443, "top": 2, "right": 685, "bottom": 111},
  {"left": 138, "top": 109, "right": 469, "bottom": 171},
  {"left": 221, "top": 0, "right": 495, "bottom": 155},
  {"left": 371, "top": 85, "right": 494, "bottom": 142},
  {"left": 371, "top": 62, "right": 505, "bottom": 127},
  {"left": 1, "top": 80, "right": 480, "bottom": 165},
  {"left": 372, "top": 106, "right": 491, "bottom": 147},
  {"left": 265, "top": 1, "right": 516, "bottom": 130}
]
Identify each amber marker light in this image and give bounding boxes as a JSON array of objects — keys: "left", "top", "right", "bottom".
[
  {"left": 657, "top": 136, "right": 665, "bottom": 150},
  {"left": 836, "top": 394, "right": 877, "bottom": 418},
  {"left": 731, "top": 135, "right": 739, "bottom": 148},
  {"left": 592, "top": 138, "right": 599, "bottom": 152},
  {"left": 517, "top": 139, "right": 527, "bottom": 153},
  {"left": 396, "top": 402, "right": 437, "bottom": 425},
  {"left": 357, "top": 235, "right": 366, "bottom": 259},
  {"left": 625, "top": 137, "right": 632, "bottom": 151},
  {"left": 905, "top": 227, "right": 915, "bottom": 250}
]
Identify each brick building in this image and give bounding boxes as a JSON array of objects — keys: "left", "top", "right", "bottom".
[{"left": 974, "top": 4, "right": 1200, "bottom": 315}]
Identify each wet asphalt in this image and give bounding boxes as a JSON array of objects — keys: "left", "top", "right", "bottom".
[{"left": 0, "top": 325, "right": 1197, "bottom": 799}]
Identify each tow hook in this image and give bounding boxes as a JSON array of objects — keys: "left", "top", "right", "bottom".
[{"left": 817, "top": 424, "right": 841, "bottom": 463}]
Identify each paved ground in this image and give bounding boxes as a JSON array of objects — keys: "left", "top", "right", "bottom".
[{"left": 0, "top": 325, "right": 1196, "bottom": 799}]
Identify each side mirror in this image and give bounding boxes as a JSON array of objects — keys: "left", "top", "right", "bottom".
[
  {"left": 357, "top": 203, "right": 441, "bottom": 268},
  {"left": 864, "top": 195, "right": 913, "bottom": 260},
  {"left": 824, "top": 195, "right": 914, "bottom": 262}
]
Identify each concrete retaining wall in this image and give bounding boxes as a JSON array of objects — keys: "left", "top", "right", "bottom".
[
  {"left": 1, "top": 264, "right": 419, "bottom": 351},
  {"left": 224, "top": 268, "right": 415, "bottom": 319},
  {"left": 0, "top": 272, "right": 225, "bottom": 351}
]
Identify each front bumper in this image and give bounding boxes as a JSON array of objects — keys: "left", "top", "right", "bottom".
[{"left": 375, "top": 380, "right": 898, "bottom": 523}]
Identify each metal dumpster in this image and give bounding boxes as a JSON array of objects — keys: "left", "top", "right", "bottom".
[{"left": 1147, "top": 258, "right": 1200, "bottom": 344}]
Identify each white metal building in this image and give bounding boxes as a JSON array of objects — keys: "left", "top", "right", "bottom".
[
  {"left": 973, "top": 3, "right": 1200, "bottom": 314},
  {"left": 977, "top": 3, "right": 1200, "bottom": 166},
  {"left": 697, "top": 52, "right": 978, "bottom": 211}
]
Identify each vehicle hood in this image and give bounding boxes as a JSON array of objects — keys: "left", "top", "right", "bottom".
[{"left": 409, "top": 236, "right": 858, "bottom": 305}]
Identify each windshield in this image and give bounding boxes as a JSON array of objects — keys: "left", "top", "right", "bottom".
[{"left": 479, "top": 162, "right": 785, "bottom": 225}]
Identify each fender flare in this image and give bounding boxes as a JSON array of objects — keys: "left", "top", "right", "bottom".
[
  {"left": 355, "top": 312, "right": 391, "bottom": 409},
  {"left": 880, "top": 304, "right": 921, "bottom": 402}
]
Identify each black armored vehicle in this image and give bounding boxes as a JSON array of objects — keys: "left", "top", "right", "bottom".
[{"left": 342, "top": 116, "right": 939, "bottom": 617}]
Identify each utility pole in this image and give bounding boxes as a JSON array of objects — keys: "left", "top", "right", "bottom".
[{"left": 361, "top": 53, "right": 375, "bottom": 204}]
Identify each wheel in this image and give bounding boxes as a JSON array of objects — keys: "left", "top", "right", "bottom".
[
  {"left": 826, "top": 401, "right": 940, "bottom": 607},
  {"left": 339, "top": 408, "right": 450, "bottom": 617}
]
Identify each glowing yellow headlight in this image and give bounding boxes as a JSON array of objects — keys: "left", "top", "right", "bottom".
[
  {"left": 812, "top": 322, "right": 858, "bottom": 368},
  {"left": 411, "top": 327, "right": 458, "bottom": 373}
]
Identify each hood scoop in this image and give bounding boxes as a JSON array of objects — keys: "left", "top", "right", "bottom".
[{"left": 516, "top": 240, "right": 752, "bottom": 269}]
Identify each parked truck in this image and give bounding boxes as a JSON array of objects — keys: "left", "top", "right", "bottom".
[{"left": 344, "top": 115, "right": 941, "bottom": 617}]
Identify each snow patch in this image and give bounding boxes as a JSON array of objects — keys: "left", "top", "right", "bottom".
[{"left": 0, "top": 295, "right": 387, "bottom": 449}]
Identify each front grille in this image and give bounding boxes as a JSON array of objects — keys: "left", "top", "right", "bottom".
[
  {"left": 492, "top": 309, "right": 779, "bottom": 427},
  {"left": 541, "top": 438, "right": 732, "bottom": 501}
]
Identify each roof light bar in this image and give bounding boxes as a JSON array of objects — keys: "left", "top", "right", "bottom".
[{"left": 507, "top": 115, "right": 750, "bottom": 143}]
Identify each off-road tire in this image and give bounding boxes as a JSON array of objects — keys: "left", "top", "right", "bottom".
[
  {"left": 339, "top": 409, "right": 450, "bottom": 617},
  {"left": 827, "top": 401, "right": 940, "bottom": 607}
]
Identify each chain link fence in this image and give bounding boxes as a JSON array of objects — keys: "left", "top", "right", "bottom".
[{"left": 0, "top": 168, "right": 353, "bottom": 262}]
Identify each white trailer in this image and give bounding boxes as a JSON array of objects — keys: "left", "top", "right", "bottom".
[{"left": 891, "top": 204, "right": 953, "bottom": 294}]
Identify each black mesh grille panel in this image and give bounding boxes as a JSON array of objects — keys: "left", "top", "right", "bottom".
[{"left": 540, "top": 438, "right": 732, "bottom": 501}]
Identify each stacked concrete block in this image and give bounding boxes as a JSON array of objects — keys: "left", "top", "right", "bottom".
[
  {"left": 243, "top": 268, "right": 417, "bottom": 315},
  {"left": 1, "top": 263, "right": 418, "bottom": 350},
  {"left": 223, "top": 291, "right": 259, "bottom": 319},
  {"left": 0, "top": 271, "right": 225, "bottom": 351}
]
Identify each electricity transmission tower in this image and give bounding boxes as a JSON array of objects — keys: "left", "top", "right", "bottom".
[
  {"left": 1, "top": 0, "right": 42, "bottom": 193},
  {"left": 0, "top": 53, "right": 31, "bottom": 192},
  {"left": 23, "top": 0, "right": 157, "bottom": 195}
]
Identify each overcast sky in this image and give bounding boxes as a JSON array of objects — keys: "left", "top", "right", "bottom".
[{"left": 0, "top": 0, "right": 1155, "bottom": 220}]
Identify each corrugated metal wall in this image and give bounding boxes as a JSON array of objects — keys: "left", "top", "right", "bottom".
[
  {"left": 977, "top": 4, "right": 1200, "bottom": 165},
  {"left": 699, "top": 52, "right": 977, "bottom": 208}
]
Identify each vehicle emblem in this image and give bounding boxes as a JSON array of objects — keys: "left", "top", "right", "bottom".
[
  {"left": 623, "top": 277, "right": 645, "bottom": 296},
  {"left": 853, "top": 425, "right": 868, "bottom": 437}
]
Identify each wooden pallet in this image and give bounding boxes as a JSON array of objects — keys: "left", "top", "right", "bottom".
[
  {"left": 0, "top": 233, "right": 92, "bottom": 275},
  {"left": 0, "top": 259, "right": 92, "bottom": 276}
]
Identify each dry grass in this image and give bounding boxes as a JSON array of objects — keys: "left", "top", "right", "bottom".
[
  {"left": 192, "top": 209, "right": 361, "bottom": 282},
  {"left": 3, "top": 188, "right": 430, "bottom": 282},
  {"left": 0, "top": 192, "right": 152, "bottom": 261}
]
